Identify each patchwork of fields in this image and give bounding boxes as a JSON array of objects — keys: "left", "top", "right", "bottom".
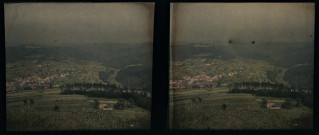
[
  {"left": 6, "top": 89, "right": 150, "bottom": 131},
  {"left": 170, "top": 87, "right": 313, "bottom": 129}
]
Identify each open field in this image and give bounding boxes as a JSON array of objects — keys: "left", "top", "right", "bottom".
[
  {"left": 170, "top": 87, "right": 313, "bottom": 129},
  {"left": 6, "top": 89, "right": 150, "bottom": 131}
]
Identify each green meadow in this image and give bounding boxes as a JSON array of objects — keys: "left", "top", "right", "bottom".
[
  {"left": 170, "top": 87, "right": 313, "bottom": 129},
  {"left": 6, "top": 89, "right": 150, "bottom": 131}
]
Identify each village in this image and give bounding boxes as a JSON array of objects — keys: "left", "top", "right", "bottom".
[
  {"left": 170, "top": 57, "right": 244, "bottom": 90},
  {"left": 170, "top": 71, "right": 237, "bottom": 90},
  {"left": 6, "top": 72, "right": 69, "bottom": 91}
]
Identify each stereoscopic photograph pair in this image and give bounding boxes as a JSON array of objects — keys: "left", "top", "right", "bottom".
[{"left": 3, "top": 2, "right": 315, "bottom": 131}]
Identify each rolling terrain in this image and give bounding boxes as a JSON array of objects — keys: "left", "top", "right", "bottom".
[
  {"left": 170, "top": 43, "right": 313, "bottom": 129},
  {"left": 171, "top": 88, "right": 312, "bottom": 129},
  {"left": 7, "top": 89, "right": 150, "bottom": 131},
  {"left": 6, "top": 43, "right": 153, "bottom": 130},
  {"left": 6, "top": 43, "right": 153, "bottom": 91}
]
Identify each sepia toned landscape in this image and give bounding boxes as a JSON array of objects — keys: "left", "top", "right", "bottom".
[
  {"left": 5, "top": 3, "right": 153, "bottom": 131},
  {"left": 170, "top": 3, "right": 314, "bottom": 129}
]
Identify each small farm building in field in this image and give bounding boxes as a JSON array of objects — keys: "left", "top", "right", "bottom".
[
  {"left": 266, "top": 102, "right": 281, "bottom": 109},
  {"left": 99, "top": 104, "right": 113, "bottom": 110}
]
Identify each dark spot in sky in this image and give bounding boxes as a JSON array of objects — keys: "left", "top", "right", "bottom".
[
  {"left": 251, "top": 41, "right": 255, "bottom": 44},
  {"left": 228, "top": 40, "right": 232, "bottom": 44}
]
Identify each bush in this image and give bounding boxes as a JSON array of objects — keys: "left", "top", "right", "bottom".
[
  {"left": 128, "top": 98, "right": 135, "bottom": 105},
  {"left": 30, "top": 99, "right": 34, "bottom": 104},
  {"left": 296, "top": 98, "right": 302, "bottom": 107},
  {"left": 114, "top": 99, "right": 133, "bottom": 110},
  {"left": 222, "top": 104, "right": 227, "bottom": 110},
  {"left": 282, "top": 99, "right": 293, "bottom": 109},
  {"left": 93, "top": 99, "right": 100, "bottom": 110},
  {"left": 23, "top": 86, "right": 32, "bottom": 90},
  {"left": 261, "top": 98, "right": 267, "bottom": 108},
  {"left": 198, "top": 98, "right": 202, "bottom": 102},
  {"left": 23, "top": 99, "right": 27, "bottom": 104},
  {"left": 114, "top": 100, "right": 125, "bottom": 110},
  {"left": 54, "top": 106, "right": 60, "bottom": 112}
]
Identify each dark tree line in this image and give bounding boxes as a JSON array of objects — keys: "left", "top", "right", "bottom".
[
  {"left": 228, "top": 81, "right": 313, "bottom": 108},
  {"left": 62, "top": 82, "right": 118, "bottom": 91},
  {"left": 61, "top": 82, "right": 151, "bottom": 111},
  {"left": 61, "top": 82, "right": 150, "bottom": 92},
  {"left": 229, "top": 81, "right": 291, "bottom": 91}
]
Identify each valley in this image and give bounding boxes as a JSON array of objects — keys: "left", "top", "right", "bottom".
[
  {"left": 170, "top": 43, "right": 314, "bottom": 129},
  {"left": 6, "top": 43, "right": 153, "bottom": 130}
]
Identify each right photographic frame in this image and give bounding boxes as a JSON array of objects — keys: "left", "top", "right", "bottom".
[{"left": 169, "top": 3, "right": 314, "bottom": 129}]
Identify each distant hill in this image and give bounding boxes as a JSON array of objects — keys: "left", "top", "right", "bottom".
[
  {"left": 171, "top": 43, "right": 313, "bottom": 90},
  {"left": 172, "top": 43, "right": 313, "bottom": 68},
  {"left": 6, "top": 43, "right": 153, "bottom": 68},
  {"left": 6, "top": 43, "right": 153, "bottom": 90}
]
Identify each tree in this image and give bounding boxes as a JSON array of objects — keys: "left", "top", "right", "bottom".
[
  {"left": 142, "top": 88, "right": 148, "bottom": 92},
  {"left": 128, "top": 98, "right": 135, "bottom": 105},
  {"left": 23, "top": 99, "right": 27, "bottom": 105},
  {"left": 23, "top": 86, "right": 32, "bottom": 90},
  {"left": 296, "top": 98, "right": 302, "bottom": 107},
  {"left": 125, "top": 100, "right": 133, "bottom": 108},
  {"left": 30, "top": 99, "right": 34, "bottom": 104},
  {"left": 54, "top": 105, "right": 60, "bottom": 112},
  {"left": 217, "top": 81, "right": 221, "bottom": 87},
  {"left": 93, "top": 99, "right": 100, "bottom": 109},
  {"left": 282, "top": 99, "right": 293, "bottom": 109},
  {"left": 261, "top": 98, "right": 267, "bottom": 108},
  {"left": 114, "top": 100, "right": 125, "bottom": 110},
  {"left": 191, "top": 98, "right": 197, "bottom": 103},
  {"left": 198, "top": 98, "right": 202, "bottom": 102},
  {"left": 222, "top": 104, "right": 227, "bottom": 110},
  {"left": 49, "top": 83, "right": 53, "bottom": 88}
]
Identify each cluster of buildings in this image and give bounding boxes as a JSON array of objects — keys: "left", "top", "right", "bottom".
[
  {"left": 266, "top": 102, "right": 281, "bottom": 109},
  {"left": 170, "top": 73, "right": 222, "bottom": 89},
  {"left": 6, "top": 72, "right": 67, "bottom": 91},
  {"left": 6, "top": 75, "right": 48, "bottom": 91},
  {"left": 170, "top": 71, "right": 239, "bottom": 90},
  {"left": 171, "top": 57, "right": 240, "bottom": 89},
  {"left": 99, "top": 104, "right": 113, "bottom": 110}
]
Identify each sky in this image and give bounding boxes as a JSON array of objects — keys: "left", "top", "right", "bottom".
[
  {"left": 171, "top": 3, "right": 315, "bottom": 44},
  {"left": 5, "top": 3, "right": 154, "bottom": 46}
]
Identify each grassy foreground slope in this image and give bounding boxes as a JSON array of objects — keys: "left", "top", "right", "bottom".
[
  {"left": 171, "top": 88, "right": 312, "bottom": 129},
  {"left": 6, "top": 89, "right": 150, "bottom": 131}
]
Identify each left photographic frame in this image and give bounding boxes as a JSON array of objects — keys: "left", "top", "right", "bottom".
[{"left": 5, "top": 2, "right": 154, "bottom": 131}]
